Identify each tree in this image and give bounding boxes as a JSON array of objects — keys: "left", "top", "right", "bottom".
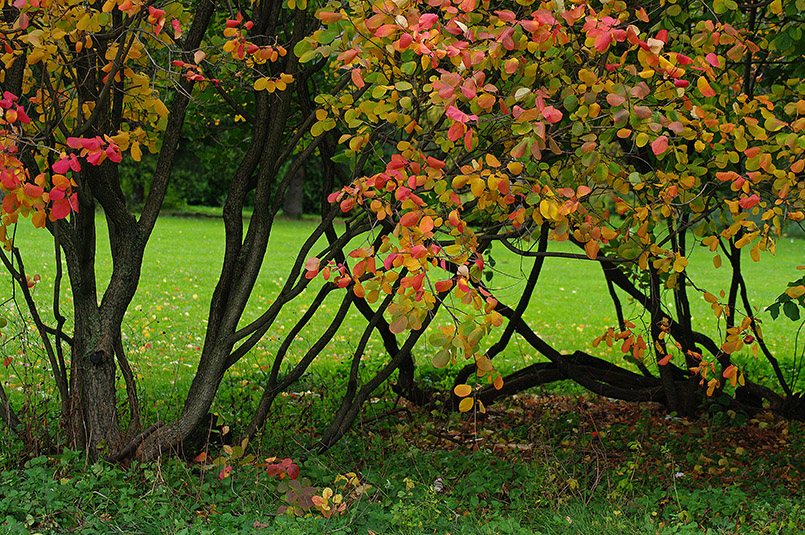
[
  {"left": 0, "top": 0, "right": 351, "bottom": 459},
  {"left": 296, "top": 0, "right": 805, "bottom": 445}
]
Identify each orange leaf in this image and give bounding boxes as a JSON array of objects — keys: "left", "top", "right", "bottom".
[
  {"left": 453, "top": 384, "right": 472, "bottom": 397},
  {"left": 351, "top": 68, "right": 365, "bottom": 88},
  {"left": 319, "top": 11, "right": 344, "bottom": 23}
]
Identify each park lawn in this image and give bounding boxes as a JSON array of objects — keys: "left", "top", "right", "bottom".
[
  {"left": 1, "top": 213, "right": 804, "bottom": 534},
  {"left": 4, "top": 212, "right": 803, "bottom": 406}
]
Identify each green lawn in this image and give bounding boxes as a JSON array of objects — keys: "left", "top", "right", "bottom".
[
  {"left": 4, "top": 212, "right": 803, "bottom": 402},
  {"left": 1, "top": 213, "right": 804, "bottom": 534}
]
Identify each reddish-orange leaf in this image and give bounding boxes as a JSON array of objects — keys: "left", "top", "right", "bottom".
[
  {"left": 399, "top": 211, "right": 420, "bottom": 227},
  {"left": 351, "top": 68, "right": 365, "bottom": 88}
]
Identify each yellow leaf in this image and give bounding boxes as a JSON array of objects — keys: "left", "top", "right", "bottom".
[
  {"left": 713, "top": 255, "right": 721, "bottom": 268},
  {"left": 131, "top": 142, "right": 142, "bottom": 162},
  {"left": 673, "top": 255, "right": 688, "bottom": 273},
  {"left": 77, "top": 13, "right": 92, "bottom": 32},
  {"left": 152, "top": 99, "right": 169, "bottom": 118},
  {"left": 476, "top": 355, "right": 494, "bottom": 372},
  {"left": 453, "top": 384, "right": 472, "bottom": 397},
  {"left": 507, "top": 161, "right": 523, "bottom": 174},
  {"left": 458, "top": 397, "right": 474, "bottom": 412},
  {"left": 254, "top": 77, "right": 268, "bottom": 91}
]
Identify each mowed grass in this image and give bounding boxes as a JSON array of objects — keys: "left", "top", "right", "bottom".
[{"left": 3, "top": 212, "right": 804, "bottom": 419}]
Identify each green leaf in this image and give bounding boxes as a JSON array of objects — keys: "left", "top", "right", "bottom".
[
  {"left": 429, "top": 330, "right": 452, "bottom": 347},
  {"left": 432, "top": 348, "right": 451, "bottom": 368},
  {"left": 783, "top": 300, "right": 800, "bottom": 321}
]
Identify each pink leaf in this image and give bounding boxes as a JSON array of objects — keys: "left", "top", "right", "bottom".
[
  {"left": 651, "top": 135, "right": 669, "bottom": 156},
  {"left": 418, "top": 13, "right": 438, "bottom": 30},
  {"left": 105, "top": 145, "right": 122, "bottom": 163},
  {"left": 705, "top": 53, "right": 720, "bottom": 68},
  {"left": 52, "top": 159, "right": 72, "bottom": 174},
  {"left": 66, "top": 137, "right": 84, "bottom": 150},
  {"left": 542, "top": 106, "right": 562, "bottom": 123},
  {"left": 172, "top": 19, "right": 182, "bottom": 38}
]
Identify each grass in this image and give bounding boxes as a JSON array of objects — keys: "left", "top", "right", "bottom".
[{"left": 1, "top": 212, "right": 804, "bottom": 534}]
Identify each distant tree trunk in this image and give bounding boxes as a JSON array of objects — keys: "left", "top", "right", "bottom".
[{"left": 282, "top": 165, "right": 306, "bottom": 218}]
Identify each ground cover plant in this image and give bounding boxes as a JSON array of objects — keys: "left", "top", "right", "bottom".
[{"left": 1, "top": 389, "right": 803, "bottom": 534}]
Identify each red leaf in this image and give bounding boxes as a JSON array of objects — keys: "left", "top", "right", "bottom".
[
  {"left": 51, "top": 199, "right": 71, "bottom": 219},
  {"left": 427, "top": 156, "right": 445, "bottom": 169},
  {"left": 434, "top": 279, "right": 453, "bottom": 292},
  {"left": 23, "top": 183, "right": 44, "bottom": 197},
  {"left": 448, "top": 122, "right": 465, "bottom": 142}
]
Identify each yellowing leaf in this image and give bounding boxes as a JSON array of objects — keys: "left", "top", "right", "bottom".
[
  {"left": 785, "top": 285, "right": 805, "bottom": 299},
  {"left": 673, "top": 255, "right": 689, "bottom": 273},
  {"left": 697, "top": 76, "right": 716, "bottom": 97},
  {"left": 152, "top": 99, "right": 169, "bottom": 118},
  {"left": 458, "top": 397, "right": 474, "bottom": 412}
]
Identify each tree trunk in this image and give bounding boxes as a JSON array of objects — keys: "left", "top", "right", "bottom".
[{"left": 282, "top": 165, "right": 306, "bottom": 218}]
